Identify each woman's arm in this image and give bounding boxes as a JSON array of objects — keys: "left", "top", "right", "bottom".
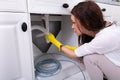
[{"left": 60, "top": 45, "right": 78, "bottom": 58}]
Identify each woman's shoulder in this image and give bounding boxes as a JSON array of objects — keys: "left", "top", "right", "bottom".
[
  {"left": 96, "top": 24, "right": 120, "bottom": 38},
  {"left": 101, "top": 24, "right": 120, "bottom": 33}
]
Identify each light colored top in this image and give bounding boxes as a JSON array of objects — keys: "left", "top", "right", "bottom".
[{"left": 75, "top": 24, "right": 120, "bottom": 66}]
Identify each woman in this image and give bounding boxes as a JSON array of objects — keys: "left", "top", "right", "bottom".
[{"left": 45, "top": 1, "right": 120, "bottom": 80}]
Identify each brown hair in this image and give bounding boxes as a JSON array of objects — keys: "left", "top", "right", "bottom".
[{"left": 71, "top": 1, "right": 106, "bottom": 31}]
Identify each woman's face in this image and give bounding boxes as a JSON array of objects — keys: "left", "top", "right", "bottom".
[
  {"left": 71, "top": 14, "right": 83, "bottom": 36},
  {"left": 71, "top": 14, "right": 95, "bottom": 37}
]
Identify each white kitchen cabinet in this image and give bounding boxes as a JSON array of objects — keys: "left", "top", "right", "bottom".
[
  {"left": 28, "top": 0, "right": 84, "bottom": 15},
  {"left": 97, "top": 2, "right": 120, "bottom": 25},
  {"left": 0, "top": 12, "right": 34, "bottom": 80},
  {"left": 95, "top": 0, "right": 120, "bottom": 6},
  {"left": 0, "top": 0, "right": 27, "bottom": 12}
]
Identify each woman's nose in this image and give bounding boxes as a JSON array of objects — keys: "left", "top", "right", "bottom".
[{"left": 72, "top": 25, "right": 74, "bottom": 29}]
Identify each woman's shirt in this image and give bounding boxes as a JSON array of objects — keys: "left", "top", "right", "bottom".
[{"left": 75, "top": 24, "right": 120, "bottom": 66}]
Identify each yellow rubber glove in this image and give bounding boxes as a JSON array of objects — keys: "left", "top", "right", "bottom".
[
  {"left": 45, "top": 33, "right": 62, "bottom": 50},
  {"left": 65, "top": 45, "right": 78, "bottom": 50}
]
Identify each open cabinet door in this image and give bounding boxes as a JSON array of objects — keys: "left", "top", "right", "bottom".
[{"left": 0, "top": 13, "right": 34, "bottom": 80}]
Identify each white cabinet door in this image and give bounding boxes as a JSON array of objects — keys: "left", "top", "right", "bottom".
[
  {"left": 28, "top": 0, "right": 84, "bottom": 15},
  {"left": 0, "top": 13, "right": 34, "bottom": 80},
  {"left": 0, "top": 0, "right": 27, "bottom": 12},
  {"left": 97, "top": 3, "right": 120, "bottom": 26}
]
